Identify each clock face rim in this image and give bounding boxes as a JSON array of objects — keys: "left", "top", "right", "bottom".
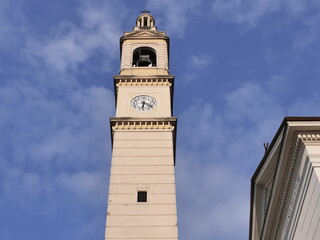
[{"left": 130, "top": 95, "right": 157, "bottom": 112}]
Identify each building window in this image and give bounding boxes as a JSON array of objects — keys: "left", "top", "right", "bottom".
[{"left": 137, "top": 191, "right": 147, "bottom": 202}]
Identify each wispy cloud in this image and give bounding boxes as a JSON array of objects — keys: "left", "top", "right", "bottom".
[
  {"left": 190, "top": 54, "right": 212, "bottom": 68},
  {"left": 176, "top": 73, "right": 320, "bottom": 239},
  {"left": 183, "top": 54, "right": 214, "bottom": 82},
  {"left": 0, "top": 80, "right": 114, "bottom": 207},
  {"left": 0, "top": 1, "right": 125, "bottom": 238},
  {"left": 146, "top": 0, "right": 202, "bottom": 38},
  {"left": 210, "top": 0, "right": 313, "bottom": 25},
  {"left": 292, "top": 11, "right": 320, "bottom": 51},
  {"left": 58, "top": 171, "right": 106, "bottom": 206},
  {"left": 27, "top": 0, "right": 126, "bottom": 73},
  {"left": 0, "top": 0, "right": 30, "bottom": 59},
  {"left": 1, "top": 1, "right": 320, "bottom": 240}
]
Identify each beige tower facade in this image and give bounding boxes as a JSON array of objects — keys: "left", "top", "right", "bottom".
[{"left": 104, "top": 13, "right": 179, "bottom": 240}]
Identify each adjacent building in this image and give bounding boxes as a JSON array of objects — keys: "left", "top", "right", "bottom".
[{"left": 250, "top": 117, "right": 320, "bottom": 240}]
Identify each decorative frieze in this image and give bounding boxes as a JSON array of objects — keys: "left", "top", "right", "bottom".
[
  {"left": 115, "top": 78, "right": 172, "bottom": 87},
  {"left": 112, "top": 120, "right": 175, "bottom": 131},
  {"left": 298, "top": 133, "right": 320, "bottom": 141},
  {"left": 110, "top": 117, "right": 176, "bottom": 131}
]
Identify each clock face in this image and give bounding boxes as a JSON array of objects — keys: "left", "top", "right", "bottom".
[{"left": 130, "top": 95, "right": 157, "bottom": 111}]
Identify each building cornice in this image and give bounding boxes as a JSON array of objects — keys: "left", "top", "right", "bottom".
[
  {"left": 250, "top": 117, "right": 320, "bottom": 240},
  {"left": 110, "top": 117, "right": 176, "bottom": 130},
  {"left": 114, "top": 75, "right": 174, "bottom": 86},
  {"left": 252, "top": 117, "right": 320, "bottom": 183}
]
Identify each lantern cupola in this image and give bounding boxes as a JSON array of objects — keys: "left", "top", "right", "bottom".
[{"left": 134, "top": 13, "right": 157, "bottom": 31}]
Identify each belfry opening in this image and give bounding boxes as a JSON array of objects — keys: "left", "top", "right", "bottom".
[{"left": 132, "top": 47, "right": 157, "bottom": 67}]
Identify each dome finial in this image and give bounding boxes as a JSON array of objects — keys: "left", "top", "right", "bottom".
[{"left": 141, "top": 9, "right": 151, "bottom": 13}]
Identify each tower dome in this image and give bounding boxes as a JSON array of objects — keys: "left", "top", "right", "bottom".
[{"left": 134, "top": 11, "right": 157, "bottom": 30}]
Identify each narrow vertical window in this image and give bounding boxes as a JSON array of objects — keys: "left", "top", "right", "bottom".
[
  {"left": 137, "top": 191, "right": 147, "bottom": 202},
  {"left": 144, "top": 17, "right": 148, "bottom": 26}
]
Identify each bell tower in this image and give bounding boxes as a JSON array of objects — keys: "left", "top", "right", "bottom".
[{"left": 104, "top": 11, "right": 178, "bottom": 240}]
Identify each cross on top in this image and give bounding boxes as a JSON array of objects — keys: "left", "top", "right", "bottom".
[{"left": 141, "top": 9, "right": 151, "bottom": 13}]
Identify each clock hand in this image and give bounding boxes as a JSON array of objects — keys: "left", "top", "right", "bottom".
[
  {"left": 144, "top": 102, "right": 153, "bottom": 108},
  {"left": 141, "top": 101, "right": 145, "bottom": 109}
]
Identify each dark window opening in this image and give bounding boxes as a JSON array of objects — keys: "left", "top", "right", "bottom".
[
  {"left": 137, "top": 191, "right": 147, "bottom": 202},
  {"left": 132, "top": 47, "right": 157, "bottom": 67},
  {"left": 144, "top": 17, "right": 148, "bottom": 26}
]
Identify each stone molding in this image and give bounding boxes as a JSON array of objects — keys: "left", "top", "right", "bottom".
[
  {"left": 115, "top": 77, "right": 173, "bottom": 87},
  {"left": 111, "top": 119, "right": 176, "bottom": 131},
  {"left": 121, "top": 30, "right": 168, "bottom": 40},
  {"left": 298, "top": 133, "right": 320, "bottom": 141},
  {"left": 273, "top": 132, "right": 320, "bottom": 239}
]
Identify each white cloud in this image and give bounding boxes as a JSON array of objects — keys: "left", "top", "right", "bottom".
[
  {"left": 0, "top": 1, "right": 121, "bottom": 212},
  {"left": 177, "top": 144, "right": 250, "bottom": 239},
  {"left": 0, "top": 6, "right": 127, "bottom": 238},
  {"left": 224, "top": 82, "right": 281, "bottom": 122},
  {"left": 29, "top": 86, "right": 114, "bottom": 165},
  {"left": 175, "top": 72, "right": 320, "bottom": 239},
  {"left": 0, "top": 79, "right": 114, "bottom": 209},
  {"left": 285, "top": 0, "right": 307, "bottom": 13},
  {"left": 27, "top": 0, "right": 126, "bottom": 72},
  {"left": 183, "top": 54, "right": 214, "bottom": 82},
  {"left": 210, "top": 0, "right": 320, "bottom": 28},
  {"left": 146, "top": 0, "right": 202, "bottom": 37},
  {"left": 211, "top": 0, "right": 282, "bottom": 25},
  {"left": 0, "top": 0, "right": 26, "bottom": 49},
  {"left": 1, "top": 170, "right": 41, "bottom": 206},
  {"left": 1, "top": 1, "right": 320, "bottom": 239},
  {"left": 58, "top": 171, "right": 106, "bottom": 206},
  {"left": 190, "top": 54, "right": 212, "bottom": 68},
  {"left": 292, "top": 10, "right": 320, "bottom": 51}
]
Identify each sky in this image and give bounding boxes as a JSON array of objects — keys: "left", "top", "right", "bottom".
[{"left": 1, "top": 0, "right": 320, "bottom": 239}]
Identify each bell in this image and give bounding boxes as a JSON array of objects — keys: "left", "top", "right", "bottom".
[{"left": 139, "top": 55, "right": 151, "bottom": 63}]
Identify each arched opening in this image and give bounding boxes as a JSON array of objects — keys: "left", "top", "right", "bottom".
[{"left": 132, "top": 47, "right": 157, "bottom": 67}]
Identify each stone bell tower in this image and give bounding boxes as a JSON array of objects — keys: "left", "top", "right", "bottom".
[{"left": 104, "top": 12, "right": 179, "bottom": 240}]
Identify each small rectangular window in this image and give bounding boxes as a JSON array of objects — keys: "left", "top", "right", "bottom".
[{"left": 137, "top": 191, "right": 147, "bottom": 202}]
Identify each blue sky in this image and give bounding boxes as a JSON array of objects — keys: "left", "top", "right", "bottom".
[{"left": 1, "top": 0, "right": 320, "bottom": 239}]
